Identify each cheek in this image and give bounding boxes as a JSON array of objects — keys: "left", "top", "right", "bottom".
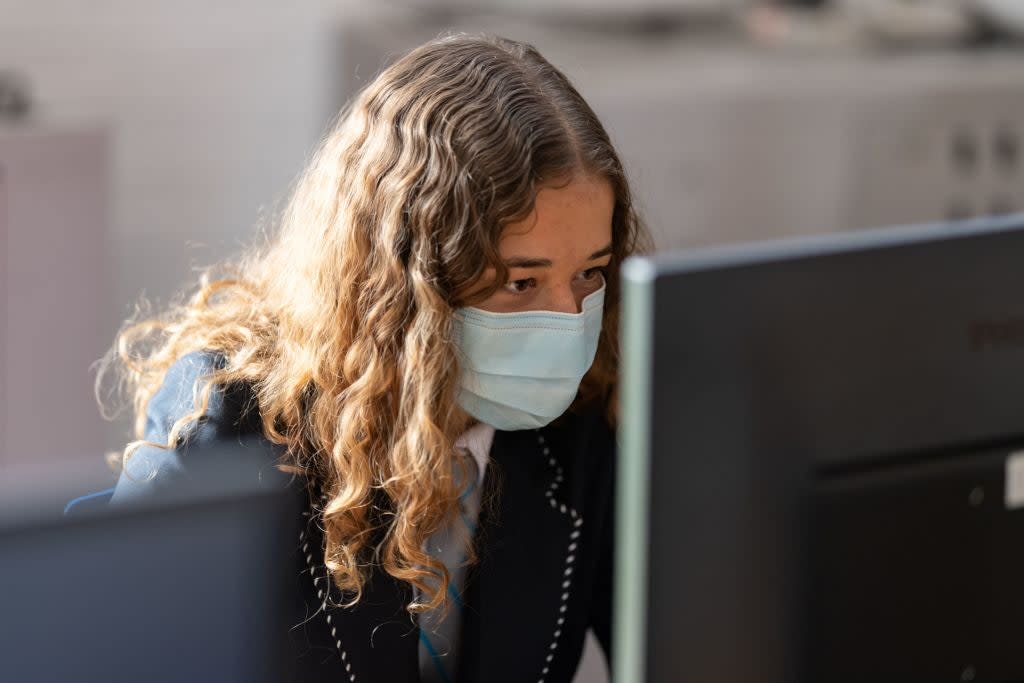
[{"left": 471, "top": 294, "right": 520, "bottom": 314}]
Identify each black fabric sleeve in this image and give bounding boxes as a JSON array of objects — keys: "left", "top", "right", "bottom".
[
  {"left": 588, "top": 421, "right": 617, "bottom": 672},
  {"left": 109, "top": 350, "right": 285, "bottom": 505}
]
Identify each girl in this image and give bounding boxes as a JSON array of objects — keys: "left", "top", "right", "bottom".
[{"left": 104, "top": 33, "right": 652, "bottom": 682}]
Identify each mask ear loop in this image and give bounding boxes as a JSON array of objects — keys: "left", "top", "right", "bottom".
[{"left": 581, "top": 274, "right": 607, "bottom": 312}]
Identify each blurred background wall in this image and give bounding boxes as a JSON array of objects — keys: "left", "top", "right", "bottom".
[
  {"left": 2, "top": 1, "right": 1024, "bottom": 679},
  {"left": 0, "top": 0, "right": 347, "bottom": 517}
]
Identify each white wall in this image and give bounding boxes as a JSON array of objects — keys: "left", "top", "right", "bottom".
[
  {"left": 0, "top": 0, "right": 356, "bottom": 449},
  {"left": 0, "top": 125, "right": 108, "bottom": 479}
]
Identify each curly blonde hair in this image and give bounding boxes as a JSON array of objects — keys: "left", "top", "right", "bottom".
[{"left": 99, "top": 33, "right": 652, "bottom": 614}]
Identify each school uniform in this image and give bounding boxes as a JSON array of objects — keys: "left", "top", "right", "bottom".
[{"left": 111, "top": 350, "right": 617, "bottom": 682}]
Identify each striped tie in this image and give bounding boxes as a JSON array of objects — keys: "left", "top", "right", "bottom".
[{"left": 417, "top": 450, "right": 482, "bottom": 683}]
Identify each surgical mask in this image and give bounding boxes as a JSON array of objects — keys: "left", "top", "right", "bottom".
[{"left": 452, "top": 277, "right": 606, "bottom": 431}]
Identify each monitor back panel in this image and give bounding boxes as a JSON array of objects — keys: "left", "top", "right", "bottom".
[
  {"left": 619, "top": 215, "right": 1024, "bottom": 682},
  {"left": 0, "top": 489, "right": 301, "bottom": 683}
]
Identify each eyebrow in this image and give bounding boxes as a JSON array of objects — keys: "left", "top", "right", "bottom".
[{"left": 503, "top": 242, "right": 613, "bottom": 269}]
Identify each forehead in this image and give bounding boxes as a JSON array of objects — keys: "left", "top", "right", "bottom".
[{"left": 499, "top": 174, "right": 614, "bottom": 257}]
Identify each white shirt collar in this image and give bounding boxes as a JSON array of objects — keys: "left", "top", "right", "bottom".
[{"left": 454, "top": 421, "right": 494, "bottom": 488}]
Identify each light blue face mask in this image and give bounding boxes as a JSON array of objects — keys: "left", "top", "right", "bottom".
[{"left": 452, "top": 277, "right": 606, "bottom": 431}]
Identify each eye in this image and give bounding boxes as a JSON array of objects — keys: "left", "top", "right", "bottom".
[
  {"left": 576, "top": 266, "right": 607, "bottom": 282},
  {"left": 503, "top": 277, "right": 536, "bottom": 295}
]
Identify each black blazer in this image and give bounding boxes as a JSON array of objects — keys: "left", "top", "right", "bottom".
[{"left": 110, "top": 351, "right": 617, "bottom": 683}]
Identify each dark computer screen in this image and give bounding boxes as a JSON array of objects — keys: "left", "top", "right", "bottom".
[
  {"left": 615, "top": 213, "right": 1024, "bottom": 682},
  {"left": 0, "top": 479, "right": 302, "bottom": 682}
]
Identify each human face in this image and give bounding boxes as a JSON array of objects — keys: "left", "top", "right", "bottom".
[{"left": 471, "top": 174, "right": 614, "bottom": 314}]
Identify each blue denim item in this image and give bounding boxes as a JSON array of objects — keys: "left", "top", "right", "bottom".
[{"left": 452, "top": 277, "right": 605, "bottom": 431}]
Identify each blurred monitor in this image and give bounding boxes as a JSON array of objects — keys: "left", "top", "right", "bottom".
[
  {"left": 0, "top": 472, "right": 302, "bottom": 683},
  {"left": 615, "top": 213, "right": 1024, "bottom": 682}
]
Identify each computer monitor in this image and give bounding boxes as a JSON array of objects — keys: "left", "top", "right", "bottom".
[
  {"left": 614, "top": 213, "right": 1024, "bottom": 683},
  {"left": 0, "top": 462, "right": 303, "bottom": 683}
]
